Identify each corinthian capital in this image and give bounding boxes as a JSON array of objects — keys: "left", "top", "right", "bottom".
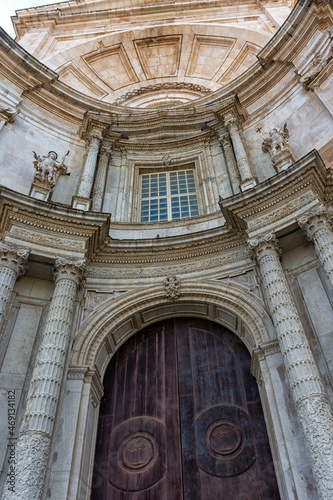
[
  {"left": 53, "top": 257, "right": 86, "bottom": 285},
  {"left": 224, "top": 114, "right": 239, "bottom": 130},
  {"left": 298, "top": 206, "right": 331, "bottom": 239},
  {"left": 0, "top": 243, "right": 29, "bottom": 276},
  {"left": 248, "top": 233, "right": 281, "bottom": 261}
]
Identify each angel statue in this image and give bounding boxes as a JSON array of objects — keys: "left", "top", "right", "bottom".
[
  {"left": 260, "top": 123, "right": 293, "bottom": 171},
  {"left": 32, "top": 150, "right": 69, "bottom": 188}
]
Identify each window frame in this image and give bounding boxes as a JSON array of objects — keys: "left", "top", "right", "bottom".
[{"left": 138, "top": 164, "right": 200, "bottom": 223}]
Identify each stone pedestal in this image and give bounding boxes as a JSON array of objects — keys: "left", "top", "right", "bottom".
[
  {"left": 298, "top": 206, "right": 333, "bottom": 289},
  {"left": 4, "top": 258, "right": 85, "bottom": 500},
  {"left": 249, "top": 233, "right": 333, "bottom": 500}
]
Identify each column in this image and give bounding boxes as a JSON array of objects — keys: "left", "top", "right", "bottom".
[
  {"left": 7, "top": 258, "right": 85, "bottom": 500},
  {"left": 298, "top": 206, "right": 333, "bottom": 289},
  {"left": 91, "top": 141, "right": 112, "bottom": 212},
  {"left": 0, "top": 243, "right": 29, "bottom": 328},
  {"left": 249, "top": 233, "right": 333, "bottom": 500},
  {"left": 73, "top": 130, "right": 102, "bottom": 211},
  {"left": 220, "top": 134, "right": 241, "bottom": 194},
  {"left": 225, "top": 115, "right": 257, "bottom": 191}
]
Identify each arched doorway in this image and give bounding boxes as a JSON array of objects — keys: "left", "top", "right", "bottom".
[{"left": 91, "top": 317, "right": 280, "bottom": 499}]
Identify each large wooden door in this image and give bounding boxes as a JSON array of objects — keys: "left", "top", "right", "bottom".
[{"left": 91, "top": 318, "right": 280, "bottom": 499}]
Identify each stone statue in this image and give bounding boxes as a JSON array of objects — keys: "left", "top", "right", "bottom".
[
  {"left": 261, "top": 123, "right": 294, "bottom": 172},
  {"left": 30, "top": 150, "right": 70, "bottom": 200},
  {"left": 33, "top": 150, "right": 69, "bottom": 188}
]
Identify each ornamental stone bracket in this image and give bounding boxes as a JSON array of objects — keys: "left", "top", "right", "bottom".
[
  {"left": 220, "top": 149, "right": 329, "bottom": 238},
  {"left": 0, "top": 186, "right": 110, "bottom": 262},
  {"left": 0, "top": 88, "right": 22, "bottom": 131},
  {"left": 297, "top": 27, "right": 333, "bottom": 90}
]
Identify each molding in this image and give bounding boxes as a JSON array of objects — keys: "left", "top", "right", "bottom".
[
  {"left": 0, "top": 187, "right": 110, "bottom": 260},
  {"left": 220, "top": 150, "right": 329, "bottom": 237}
]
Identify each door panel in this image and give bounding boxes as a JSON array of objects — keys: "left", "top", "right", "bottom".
[{"left": 91, "top": 318, "right": 280, "bottom": 500}]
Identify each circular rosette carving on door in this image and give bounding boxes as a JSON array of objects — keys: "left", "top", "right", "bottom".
[
  {"left": 196, "top": 405, "right": 256, "bottom": 477},
  {"left": 109, "top": 416, "right": 166, "bottom": 491}
]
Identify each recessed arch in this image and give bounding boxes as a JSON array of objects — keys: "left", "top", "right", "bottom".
[{"left": 72, "top": 280, "right": 276, "bottom": 378}]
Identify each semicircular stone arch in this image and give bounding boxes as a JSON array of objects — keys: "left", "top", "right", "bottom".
[{"left": 72, "top": 280, "right": 275, "bottom": 378}]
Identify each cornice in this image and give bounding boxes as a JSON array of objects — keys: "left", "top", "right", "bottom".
[
  {"left": 220, "top": 149, "right": 329, "bottom": 236},
  {"left": 93, "top": 231, "right": 247, "bottom": 266},
  {"left": 0, "top": 187, "right": 110, "bottom": 260},
  {"left": 13, "top": 1, "right": 260, "bottom": 38}
]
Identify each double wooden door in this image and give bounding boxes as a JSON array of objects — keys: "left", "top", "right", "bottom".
[{"left": 91, "top": 318, "right": 280, "bottom": 499}]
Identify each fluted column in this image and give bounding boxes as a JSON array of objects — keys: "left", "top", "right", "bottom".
[
  {"left": 6, "top": 258, "right": 85, "bottom": 500},
  {"left": 225, "top": 115, "right": 256, "bottom": 191},
  {"left": 73, "top": 130, "right": 102, "bottom": 210},
  {"left": 91, "top": 141, "right": 112, "bottom": 212},
  {"left": 0, "top": 243, "right": 29, "bottom": 328},
  {"left": 249, "top": 233, "right": 333, "bottom": 499},
  {"left": 298, "top": 206, "right": 333, "bottom": 289},
  {"left": 220, "top": 134, "right": 241, "bottom": 194}
]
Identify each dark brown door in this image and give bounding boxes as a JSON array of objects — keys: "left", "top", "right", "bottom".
[{"left": 91, "top": 318, "right": 280, "bottom": 500}]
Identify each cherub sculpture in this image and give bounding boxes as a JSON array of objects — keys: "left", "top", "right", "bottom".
[
  {"left": 261, "top": 123, "right": 290, "bottom": 157},
  {"left": 32, "top": 150, "right": 69, "bottom": 188},
  {"left": 261, "top": 123, "right": 293, "bottom": 171}
]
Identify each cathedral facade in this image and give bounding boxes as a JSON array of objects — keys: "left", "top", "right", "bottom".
[{"left": 0, "top": 0, "right": 333, "bottom": 498}]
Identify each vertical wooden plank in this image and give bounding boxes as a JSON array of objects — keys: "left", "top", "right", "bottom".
[{"left": 176, "top": 318, "right": 200, "bottom": 500}]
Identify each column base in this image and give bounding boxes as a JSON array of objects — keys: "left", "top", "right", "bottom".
[
  {"left": 240, "top": 177, "right": 257, "bottom": 192},
  {"left": 72, "top": 196, "right": 91, "bottom": 211}
]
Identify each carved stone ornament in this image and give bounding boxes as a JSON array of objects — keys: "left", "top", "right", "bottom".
[
  {"left": 30, "top": 150, "right": 69, "bottom": 201},
  {"left": 0, "top": 243, "right": 29, "bottom": 328},
  {"left": 0, "top": 106, "right": 19, "bottom": 126},
  {"left": 0, "top": 243, "right": 29, "bottom": 276},
  {"left": 163, "top": 276, "right": 181, "bottom": 300},
  {"left": 298, "top": 27, "right": 333, "bottom": 89},
  {"left": 115, "top": 82, "right": 212, "bottom": 104},
  {"left": 261, "top": 123, "right": 294, "bottom": 172},
  {"left": 298, "top": 206, "right": 333, "bottom": 289}
]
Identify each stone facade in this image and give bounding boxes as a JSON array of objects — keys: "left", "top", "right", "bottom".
[{"left": 0, "top": 0, "right": 333, "bottom": 499}]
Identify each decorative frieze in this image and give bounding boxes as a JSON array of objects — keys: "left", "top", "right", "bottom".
[
  {"left": 298, "top": 206, "right": 333, "bottom": 289},
  {"left": 5, "top": 258, "right": 85, "bottom": 500},
  {"left": 249, "top": 233, "right": 333, "bottom": 499},
  {"left": 0, "top": 243, "right": 29, "bottom": 328},
  {"left": 224, "top": 115, "right": 256, "bottom": 191}
]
